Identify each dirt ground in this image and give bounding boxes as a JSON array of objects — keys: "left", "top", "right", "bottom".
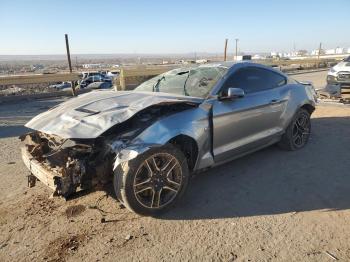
[{"left": 1, "top": 82, "right": 350, "bottom": 261}]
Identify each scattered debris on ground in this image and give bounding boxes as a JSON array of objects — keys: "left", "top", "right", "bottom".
[
  {"left": 65, "top": 205, "right": 86, "bottom": 218},
  {"left": 43, "top": 234, "right": 88, "bottom": 262},
  {"left": 325, "top": 251, "right": 339, "bottom": 261}
]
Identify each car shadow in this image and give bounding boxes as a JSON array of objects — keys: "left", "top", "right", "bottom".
[{"left": 161, "top": 116, "right": 350, "bottom": 220}]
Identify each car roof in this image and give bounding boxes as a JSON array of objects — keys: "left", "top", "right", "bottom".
[
  {"left": 203, "top": 61, "right": 237, "bottom": 68},
  {"left": 166, "top": 61, "right": 279, "bottom": 75},
  {"left": 167, "top": 61, "right": 241, "bottom": 72},
  {"left": 199, "top": 61, "right": 255, "bottom": 69}
]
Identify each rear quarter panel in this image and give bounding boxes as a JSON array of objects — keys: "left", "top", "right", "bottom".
[{"left": 279, "top": 82, "right": 316, "bottom": 130}]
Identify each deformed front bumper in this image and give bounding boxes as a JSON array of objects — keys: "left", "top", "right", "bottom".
[
  {"left": 20, "top": 131, "right": 114, "bottom": 198},
  {"left": 21, "top": 147, "right": 57, "bottom": 190},
  {"left": 21, "top": 147, "right": 72, "bottom": 196}
]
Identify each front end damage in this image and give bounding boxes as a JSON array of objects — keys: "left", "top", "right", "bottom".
[
  {"left": 20, "top": 101, "right": 200, "bottom": 197},
  {"left": 20, "top": 132, "right": 113, "bottom": 197}
]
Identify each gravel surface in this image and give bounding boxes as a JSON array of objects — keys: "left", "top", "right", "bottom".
[{"left": 1, "top": 72, "right": 350, "bottom": 261}]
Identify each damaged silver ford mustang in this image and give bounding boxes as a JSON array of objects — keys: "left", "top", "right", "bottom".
[{"left": 21, "top": 62, "right": 317, "bottom": 216}]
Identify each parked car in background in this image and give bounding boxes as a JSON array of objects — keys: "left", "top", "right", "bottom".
[
  {"left": 86, "top": 81, "right": 113, "bottom": 89},
  {"left": 79, "top": 75, "right": 112, "bottom": 88},
  {"left": 106, "top": 70, "right": 120, "bottom": 78},
  {"left": 80, "top": 71, "right": 102, "bottom": 79},
  {"left": 21, "top": 62, "right": 316, "bottom": 216},
  {"left": 318, "top": 56, "right": 350, "bottom": 99},
  {"left": 99, "top": 71, "right": 109, "bottom": 76},
  {"left": 49, "top": 82, "right": 72, "bottom": 90},
  {"left": 327, "top": 56, "right": 350, "bottom": 84},
  {"left": 80, "top": 71, "right": 115, "bottom": 79}
]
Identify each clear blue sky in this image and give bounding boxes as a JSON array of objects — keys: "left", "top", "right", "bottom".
[{"left": 0, "top": 0, "right": 349, "bottom": 55}]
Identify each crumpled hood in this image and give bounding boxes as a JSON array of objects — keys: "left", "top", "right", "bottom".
[{"left": 25, "top": 90, "right": 202, "bottom": 139}]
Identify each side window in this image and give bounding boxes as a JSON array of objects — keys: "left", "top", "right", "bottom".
[
  {"left": 221, "top": 67, "right": 286, "bottom": 95},
  {"left": 268, "top": 69, "right": 287, "bottom": 88}
]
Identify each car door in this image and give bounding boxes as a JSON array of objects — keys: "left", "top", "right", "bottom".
[{"left": 212, "top": 66, "right": 287, "bottom": 163}]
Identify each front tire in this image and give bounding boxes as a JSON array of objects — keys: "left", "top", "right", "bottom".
[
  {"left": 278, "top": 108, "right": 311, "bottom": 151},
  {"left": 113, "top": 144, "right": 189, "bottom": 216}
]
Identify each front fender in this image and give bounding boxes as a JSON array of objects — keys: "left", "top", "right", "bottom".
[
  {"left": 111, "top": 103, "right": 213, "bottom": 171},
  {"left": 112, "top": 143, "right": 159, "bottom": 170}
]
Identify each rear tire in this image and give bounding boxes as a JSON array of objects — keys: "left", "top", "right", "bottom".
[
  {"left": 113, "top": 144, "right": 189, "bottom": 216},
  {"left": 278, "top": 108, "right": 311, "bottom": 151}
]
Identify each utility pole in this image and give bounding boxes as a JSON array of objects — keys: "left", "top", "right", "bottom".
[
  {"left": 317, "top": 42, "right": 322, "bottom": 68},
  {"left": 65, "top": 34, "right": 76, "bottom": 96},
  {"left": 224, "top": 39, "right": 228, "bottom": 61},
  {"left": 235, "top": 38, "right": 239, "bottom": 60}
]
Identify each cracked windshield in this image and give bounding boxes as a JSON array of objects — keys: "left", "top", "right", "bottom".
[{"left": 135, "top": 66, "right": 228, "bottom": 98}]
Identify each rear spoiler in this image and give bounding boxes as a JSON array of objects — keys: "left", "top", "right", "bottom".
[
  {"left": 298, "top": 80, "right": 316, "bottom": 91},
  {"left": 298, "top": 81, "right": 313, "bottom": 86}
]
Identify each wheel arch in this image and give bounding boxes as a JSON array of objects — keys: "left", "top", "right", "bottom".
[
  {"left": 112, "top": 132, "right": 201, "bottom": 172},
  {"left": 167, "top": 134, "right": 199, "bottom": 171},
  {"left": 300, "top": 103, "right": 315, "bottom": 115},
  {"left": 284, "top": 103, "right": 314, "bottom": 131}
]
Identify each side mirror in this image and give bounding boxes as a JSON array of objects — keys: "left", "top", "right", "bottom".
[{"left": 220, "top": 87, "right": 245, "bottom": 100}]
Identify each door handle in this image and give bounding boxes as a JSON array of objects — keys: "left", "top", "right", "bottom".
[{"left": 269, "top": 99, "right": 281, "bottom": 104}]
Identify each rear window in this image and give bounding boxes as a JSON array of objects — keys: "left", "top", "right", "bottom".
[{"left": 344, "top": 56, "right": 350, "bottom": 62}]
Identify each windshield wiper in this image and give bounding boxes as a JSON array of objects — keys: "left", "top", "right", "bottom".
[{"left": 153, "top": 76, "right": 165, "bottom": 92}]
